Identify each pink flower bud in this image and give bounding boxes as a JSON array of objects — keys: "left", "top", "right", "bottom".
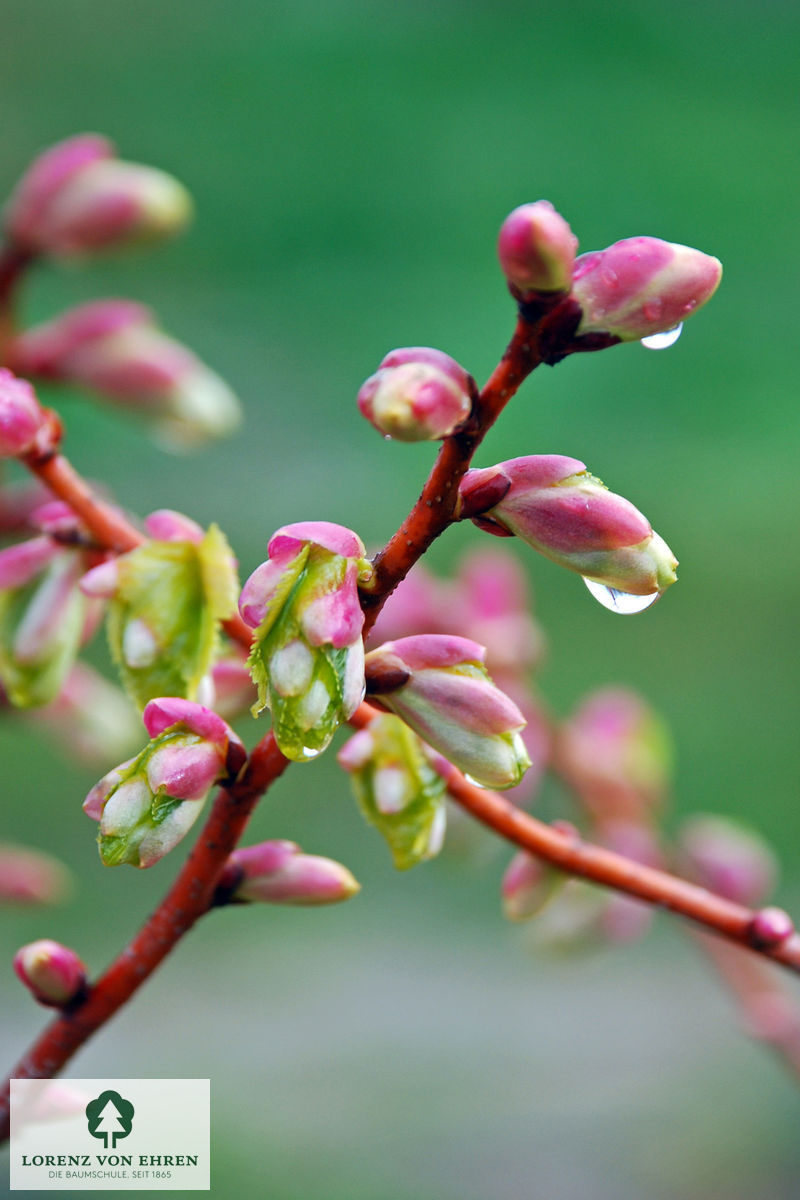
[
  {"left": 571, "top": 236, "right": 722, "bottom": 341},
  {"left": 357, "top": 347, "right": 473, "bottom": 441},
  {"left": 749, "top": 907, "right": 794, "bottom": 948},
  {"left": 0, "top": 843, "right": 71, "bottom": 904},
  {"left": 0, "top": 535, "right": 60, "bottom": 590},
  {"left": 203, "top": 649, "right": 256, "bottom": 720},
  {"left": 0, "top": 370, "right": 48, "bottom": 458},
  {"left": 144, "top": 509, "right": 205, "bottom": 544},
  {"left": 4, "top": 134, "right": 191, "bottom": 257},
  {"left": 459, "top": 455, "right": 678, "bottom": 598},
  {"left": 678, "top": 816, "right": 777, "bottom": 907},
  {"left": 13, "top": 939, "right": 87, "bottom": 1006},
  {"left": 229, "top": 841, "right": 360, "bottom": 905},
  {"left": 365, "top": 634, "right": 530, "bottom": 790},
  {"left": 556, "top": 688, "right": 672, "bottom": 820},
  {"left": 502, "top": 851, "right": 561, "bottom": 921},
  {"left": 497, "top": 201, "right": 578, "bottom": 296},
  {"left": 9, "top": 301, "right": 240, "bottom": 449},
  {"left": 142, "top": 696, "right": 246, "bottom": 778}
]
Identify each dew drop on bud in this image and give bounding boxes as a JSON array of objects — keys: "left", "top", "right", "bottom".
[
  {"left": 641, "top": 323, "right": 683, "bottom": 350},
  {"left": 582, "top": 578, "right": 661, "bottom": 614},
  {"left": 300, "top": 745, "right": 324, "bottom": 760}
]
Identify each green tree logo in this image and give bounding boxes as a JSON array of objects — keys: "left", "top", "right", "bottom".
[{"left": 85, "top": 1089, "right": 135, "bottom": 1149}]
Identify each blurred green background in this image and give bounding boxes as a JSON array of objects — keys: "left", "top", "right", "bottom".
[{"left": 1, "top": 1, "right": 798, "bottom": 1196}]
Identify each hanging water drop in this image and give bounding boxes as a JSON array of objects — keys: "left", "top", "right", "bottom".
[
  {"left": 300, "top": 745, "right": 324, "bottom": 760},
  {"left": 582, "top": 577, "right": 661, "bottom": 614},
  {"left": 641, "top": 323, "right": 683, "bottom": 350}
]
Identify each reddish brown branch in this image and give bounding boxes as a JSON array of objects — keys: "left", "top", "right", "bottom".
[
  {"left": 435, "top": 754, "right": 800, "bottom": 974},
  {"left": 0, "top": 730, "right": 289, "bottom": 1141},
  {"left": 361, "top": 316, "right": 541, "bottom": 633}
]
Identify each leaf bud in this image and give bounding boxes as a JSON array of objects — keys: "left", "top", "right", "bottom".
[
  {"left": 225, "top": 840, "right": 360, "bottom": 906},
  {"left": 4, "top": 133, "right": 191, "bottom": 258},
  {"left": 459, "top": 455, "right": 678, "bottom": 598},
  {"left": 357, "top": 347, "right": 473, "bottom": 441},
  {"left": 497, "top": 201, "right": 578, "bottom": 297},
  {"left": 0, "top": 369, "right": 49, "bottom": 459},
  {"left": 364, "top": 634, "right": 530, "bottom": 790},
  {"left": 571, "top": 236, "right": 722, "bottom": 341},
  {"left": 8, "top": 300, "right": 241, "bottom": 450},
  {"left": 13, "top": 939, "right": 87, "bottom": 1007}
]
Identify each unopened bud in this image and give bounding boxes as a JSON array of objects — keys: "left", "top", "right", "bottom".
[
  {"left": 459, "top": 455, "right": 677, "bottom": 599},
  {"left": 678, "top": 815, "right": 777, "bottom": 907},
  {"left": 4, "top": 134, "right": 191, "bottom": 258},
  {"left": 228, "top": 841, "right": 360, "bottom": 906},
  {"left": 0, "top": 843, "right": 71, "bottom": 905},
  {"left": 357, "top": 347, "right": 473, "bottom": 441},
  {"left": 497, "top": 201, "right": 577, "bottom": 297},
  {"left": 0, "top": 370, "right": 48, "bottom": 458},
  {"left": 364, "top": 634, "right": 530, "bottom": 790},
  {"left": 749, "top": 907, "right": 794, "bottom": 949},
  {"left": 502, "top": 851, "right": 562, "bottom": 921},
  {"left": 8, "top": 301, "right": 240, "bottom": 450},
  {"left": 13, "top": 939, "right": 87, "bottom": 1006},
  {"left": 571, "top": 236, "right": 721, "bottom": 341}
]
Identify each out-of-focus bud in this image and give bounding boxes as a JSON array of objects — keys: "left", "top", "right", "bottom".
[
  {"left": 83, "top": 516, "right": 238, "bottom": 711},
  {"left": 37, "top": 663, "right": 142, "bottom": 764},
  {"left": 556, "top": 688, "right": 672, "bottom": 821},
  {"left": 677, "top": 815, "right": 778, "bottom": 907},
  {"left": 497, "top": 201, "right": 578, "bottom": 297},
  {"left": 571, "top": 236, "right": 722, "bottom": 341},
  {"left": 0, "top": 480, "right": 54, "bottom": 536},
  {"left": 13, "top": 939, "right": 87, "bottom": 1006},
  {"left": 366, "top": 563, "right": 445, "bottom": 648},
  {"left": 240, "top": 522, "right": 371, "bottom": 762},
  {"left": 0, "top": 369, "right": 49, "bottom": 459},
  {"left": 454, "top": 547, "right": 545, "bottom": 677},
  {"left": 200, "top": 646, "right": 257, "bottom": 720},
  {"left": 338, "top": 712, "right": 447, "bottom": 869},
  {"left": 0, "top": 843, "right": 71, "bottom": 905},
  {"left": 0, "top": 537, "right": 89, "bottom": 708},
  {"left": 458, "top": 455, "right": 678, "bottom": 599},
  {"left": 502, "top": 851, "right": 563, "bottom": 921},
  {"left": 8, "top": 300, "right": 240, "bottom": 450},
  {"left": 357, "top": 347, "right": 473, "bottom": 442},
  {"left": 83, "top": 698, "right": 245, "bottom": 868},
  {"left": 4, "top": 133, "right": 191, "bottom": 258},
  {"left": 364, "top": 634, "right": 530, "bottom": 790},
  {"left": 222, "top": 840, "right": 360, "bottom": 906}
]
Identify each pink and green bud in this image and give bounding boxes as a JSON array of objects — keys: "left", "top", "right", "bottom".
[
  {"left": 0, "top": 843, "right": 71, "bottom": 905},
  {"left": 357, "top": 347, "right": 473, "bottom": 442},
  {"left": 94, "top": 519, "right": 238, "bottom": 710},
  {"left": 4, "top": 134, "right": 191, "bottom": 258},
  {"left": 338, "top": 712, "right": 447, "bottom": 869},
  {"left": 224, "top": 840, "right": 360, "bottom": 906},
  {"left": 497, "top": 201, "right": 578, "bottom": 297},
  {"left": 364, "top": 634, "right": 530, "bottom": 790},
  {"left": 502, "top": 851, "right": 563, "bottom": 921},
  {"left": 83, "top": 698, "right": 245, "bottom": 868},
  {"left": 8, "top": 300, "right": 241, "bottom": 450},
  {"left": 201, "top": 648, "right": 257, "bottom": 720},
  {"left": 458, "top": 455, "right": 678, "bottom": 598},
  {"left": 241, "top": 522, "right": 372, "bottom": 762},
  {"left": 571, "top": 236, "right": 722, "bottom": 341},
  {"left": 0, "top": 370, "right": 49, "bottom": 459},
  {"left": 677, "top": 815, "right": 777, "bottom": 907},
  {"left": 0, "top": 543, "right": 89, "bottom": 708},
  {"left": 13, "top": 939, "right": 87, "bottom": 1007},
  {"left": 556, "top": 687, "right": 672, "bottom": 820}
]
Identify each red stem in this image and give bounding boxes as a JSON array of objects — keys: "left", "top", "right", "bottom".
[
  {"left": 0, "top": 730, "right": 289, "bottom": 1141},
  {"left": 437, "top": 753, "right": 800, "bottom": 973}
]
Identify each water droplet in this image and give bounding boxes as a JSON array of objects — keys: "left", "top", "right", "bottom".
[
  {"left": 582, "top": 577, "right": 661, "bottom": 614},
  {"left": 641, "top": 323, "right": 683, "bottom": 350},
  {"left": 464, "top": 773, "right": 488, "bottom": 789},
  {"left": 301, "top": 745, "right": 323, "bottom": 760}
]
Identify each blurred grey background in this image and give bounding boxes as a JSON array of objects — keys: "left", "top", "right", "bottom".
[{"left": 1, "top": 1, "right": 798, "bottom": 1196}]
